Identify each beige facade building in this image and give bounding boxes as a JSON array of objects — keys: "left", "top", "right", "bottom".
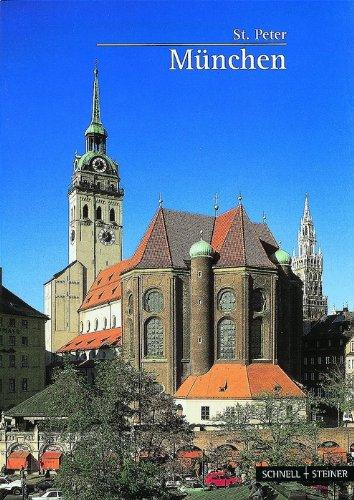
[
  {"left": 0, "top": 270, "right": 47, "bottom": 412},
  {"left": 45, "top": 67, "right": 123, "bottom": 362}
]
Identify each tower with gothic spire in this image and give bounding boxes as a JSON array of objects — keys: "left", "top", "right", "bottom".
[
  {"left": 44, "top": 67, "right": 124, "bottom": 358},
  {"left": 292, "top": 195, "right": 327, "bottom": 321},
  {"left": 68, "top": 66, "right": 124, "bottom": 287}
]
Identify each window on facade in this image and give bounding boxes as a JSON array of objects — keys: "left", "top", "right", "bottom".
[
  {"left": 9, "top": 355, "right": 15, "bottom": 367},
  {"left": 217, "top": 318, "right": 236, "bottom": 359},
  {"left": 21, "top": 379, "right": 28, "bottom": 391},
  {"left": 109, "top": 208, "right": 115, "bottom": 222},
  {"left": 127, "top": 294, "right": 133, "bottom": 315},
  {"left": 80, "top": 322, "right": 83, "bottom": 333},
  {"left": 250, "top": 318, "right": 263, "bottom": 360},
  {"left": 144, "top": 317, "right": 164, "bottom": 357},
  {"left": 127, "top": 319, "right": 134, "bottom": 359},
  {"left": 304, "top": 357, "right": 307, "bottom": 365},
  {"left": 112, "top": 315, "right": 116, "bottom": 328},
  {"left": 21, "top": 320, "right": 28, "bottom": 328},
  {"left": 21, "top": 355, "right": 28, "bottom": 368},
  {"left": 87, "top": 321, "right": 90, "bottom": 332},
  {"left": 251, "top": 289, "right": 266, "bottom": 313},
  {"left": 201, "top": 406, "right": 210, "bottom": 420},
  {"left": 310, "top": 373, "right": 315, "bottom": 381},
  {"left": 328, "top": 340, "right": 332, "bottom": 347},
  {"left": 9, "top": 318, "right": 15, "bottom": 327},
  {"left": 351, "top": 341, "right": 354, "bottom": 353},
  {"left": 304, "top": 373, "right": 308, "bottom": 381},
  {"left": 218, "top": 289, "right": 236, "bottom": 313},
  {"left": 144, "top": 289, "right": 163, "bottom": 313},
  {"left": 96, "top": 206, "right": 102, "bottom": 220},
  {"left": 325, "top": 357, "right": 330, "bottom": 364},
  {"left": 310, "top": 357, "right": 314, "bottom": 365},
  {"left": 318, "top": 356, "right": 322, "bottom": 364},
  {"left": 94, "top": 318, "right": 99, "bottom": 331},
  {"left": 9, "top": 336, "right": 16, "bottom": 346},
  {"left": 82, "top": 204, "right": 89, "bottom": 218},
  {"left": 9, "top": 379, "right": 15, "bottom": 392},
  {"left": 22, "top": 337, "right": 28, "bottom": 346},
  {"left": 103, "top": 317, "right": 107, "bottom": 329}
]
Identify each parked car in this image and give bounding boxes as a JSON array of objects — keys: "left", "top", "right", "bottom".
[
  {"left": 31, "top": 490, "right": 63, "bottom": 499},
  {"left": 33, "top": 479, "right": 55, "bottom": 492},
  {"left": 204, "top": 470, "right": 242, "bottom": 488},
  {"left": 0, "top": 479, "right": 22, "bottom": 495}
]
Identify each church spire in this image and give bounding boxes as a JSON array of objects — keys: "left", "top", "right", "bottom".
[
  {"left": 292, "top": 194, "right": 327, "bottom": 321},
  {"left": 85, "top": 65, "right": 107, "bottom": 154},
  {"left": 91, "top": 65, "right": 102, "bottom": 125}
]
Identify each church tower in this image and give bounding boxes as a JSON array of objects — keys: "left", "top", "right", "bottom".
[
  {"left": 68, "top": 66, "right": 124, "bottom": 287},
  {"left": 44, "top": 67, "right": 123, "bottom": 359},
  {"left": 292, "top": 195, "right": 327, "bottom": 321}
]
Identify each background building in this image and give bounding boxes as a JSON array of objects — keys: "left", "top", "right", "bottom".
[
  {"left": 292, "top": 195, "right": 327, "bottom": 323},
  {"left": 44, "top": 68, "right": 124, "bottom": 362},
  {"left": 0, "top": 269, "right": 47, "bottom": 412}
]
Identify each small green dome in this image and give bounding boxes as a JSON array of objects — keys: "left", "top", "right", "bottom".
[
  {"left": 189, "top": 239, "right": 214, "bottom": 259},
  {"left": 85, "top": 122, "right": 107, "bottom": 136},
  {"left": 271, "top": 248, "right": 292, "bottom": 266}
]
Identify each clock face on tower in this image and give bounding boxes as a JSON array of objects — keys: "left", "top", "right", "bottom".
[
  {"left": 92, "top": 156, "right": 107, "bottom": 173},
  {"left": 98, "top": 228, "right": 115, "bottom": 245}
]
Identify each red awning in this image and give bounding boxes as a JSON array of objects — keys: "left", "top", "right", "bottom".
[
  {"left": 7, "top": 451, "right": 30, "bottom": 470},
  {"left": 41, "top": 451, "right": 62, "bottom": 470}
]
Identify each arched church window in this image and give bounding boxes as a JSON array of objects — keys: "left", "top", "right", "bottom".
[
  {"left": 112, "top": 315, "right": 116, "bottom": 328},
  {"left": 144, "top": 317, "right": 164, "bottom": 357},
  {"left": 86, "top": 321, "right": 90, "bottom": 332},
  {"left": 218, "top": 289, "right": 236, "bottom": 313},
  {"left": 127, "top": 318, "right": 134, "bottom": 359},
  {"left": 127, "top": 293, "right": 133, "bottom": 315},
  {"left": 82, "top": 204, "right": 89, "bottom": 219},
  {"left": 217, "top": 318, "right": 236, "bottom": 359},
  {"left": 144, "top": 289, "right": 164, "bottom": 313},
  {"left": 110, "top": 208, "right": 115, "bottom": 222},
  {"left": 96, "top": 206, "right": 102, "bottom": 220},
  {"left": 251, "top": 288, "right": 266, "bottom": 313},
  {"left": 250, "top": 318, "right": 263, "bottom": 360},
  {"left": 94, "top": 318, "right": 99, "bottom": 331}
]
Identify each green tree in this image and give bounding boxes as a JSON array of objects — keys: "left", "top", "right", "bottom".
[
  {"left": 42, "top": 357, "right": 191, "bottom": 499},
  {"left": 217, "top": 389, "right": 319, "bottom": 475},
  {"left": 316, "top": 365, "right": 354, "bottom": 427}
]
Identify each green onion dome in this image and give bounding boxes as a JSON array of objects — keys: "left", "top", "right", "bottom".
[
  {"left": 189, "top": 239, "right": 214, "bottom": 259},
  {"left": 271, "top": 248, "right": 292, "bottom": 266}
]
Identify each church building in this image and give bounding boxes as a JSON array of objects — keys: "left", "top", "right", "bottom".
[
  {"left": 44, "top": 68, "right": 124, "bottom": 360},
  {"left": 70, "top": 200, "right": 304, "bottom": 403}
]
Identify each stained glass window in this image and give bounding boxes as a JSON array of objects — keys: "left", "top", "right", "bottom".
[
  {"left": 217, "top": 318, "right": 236, "bottom": 359},
  {"left": 218, "top": 289, "right": 236, "bottom": 312},
  {"left": 144, "top": 317, "right": 164, "bottom": 357},
  {"left": 251, "top": 289, "right": 266, "bottom": 312},
  {"left": 144, "top": 289, "right": 163, "bottom": 313},
  {"left": 250, "top": 318, "right": 263, "bottom": 359}
]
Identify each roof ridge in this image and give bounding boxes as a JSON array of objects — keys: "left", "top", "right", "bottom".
[
  {"left": 160, "top": 208, "right": 173, "bottom": 266},
  {"left": 239, "top": 205, "right": 247, "bottom": 265}
]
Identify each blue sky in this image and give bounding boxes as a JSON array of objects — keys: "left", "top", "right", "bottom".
[{"left": 1, "top": 1, "right": 353, "bottom": 312}]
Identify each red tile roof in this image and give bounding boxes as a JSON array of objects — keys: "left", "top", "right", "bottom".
[
  {"left": 80, "top": 204, "right": 278, "bottom": 312},
  {"left": 175, "top": 363, "right": 304, "bottom": 399},
  {"left": 57, "top": 328, "right": 121, "bottom": 352}
]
